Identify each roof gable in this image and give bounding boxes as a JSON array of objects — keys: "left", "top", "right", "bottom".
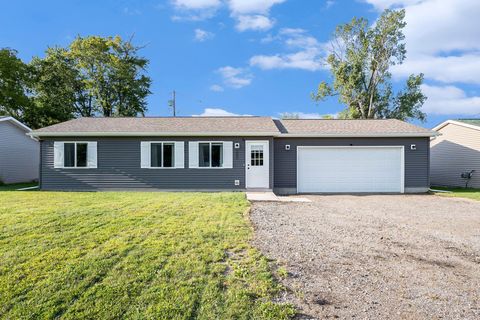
[
  {"left": 433, "top": 120, "right": 480, "bottom": 132},
  {"left": 0, "top": 116, "right": 32, "bottom": 132}
]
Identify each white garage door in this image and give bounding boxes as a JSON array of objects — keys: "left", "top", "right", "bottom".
[{"left": 297, "top": 146, "right": 404, "bottom": 193}]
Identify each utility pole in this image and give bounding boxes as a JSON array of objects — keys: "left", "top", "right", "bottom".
[{"left": 168, "top": 90, "right": 176, "bottom": 117}]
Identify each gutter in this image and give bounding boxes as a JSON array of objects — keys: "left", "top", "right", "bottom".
[
  {"left": 29, "top": 131, "right": 437, "bottom": 138},
  {"left": 28, "top": 131, "right": 281, "bottom": 138},
  {"left": 276, "top": 132, "right": 437, "bottom": 138}
]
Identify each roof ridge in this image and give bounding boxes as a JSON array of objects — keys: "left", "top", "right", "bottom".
[{"left": 73, "top": 116, "right": 265, "bottom": 119}]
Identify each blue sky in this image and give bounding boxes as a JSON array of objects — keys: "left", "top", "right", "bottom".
[{"left": 1, "top": 0, "right": 479, "bottom": 129}]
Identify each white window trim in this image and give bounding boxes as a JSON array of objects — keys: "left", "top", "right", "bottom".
[
  {"left": 142, "top": 141, "right": 181, "bottom": 169},
  {"left": 59, "top": 141, "right": 96, "bottom": 169},
  {"left": 195, "top": 141, "right": 227, "bottom": 169}
]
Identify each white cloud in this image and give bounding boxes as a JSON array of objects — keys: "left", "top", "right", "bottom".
[
  {"left": 194, "top": 108, "right": 252, "bottom": 116},
  {"left": 235, "top": 15, "right": 274, "bottom": 31},
  {"left": 325, "top": 0, "right": 336, "bottom": 8},
  {"left": 171, "top": 0, "right": 221, "bottom": 20},
  {"left": 392, "top": 54, "right": 480, "bottom": 85},
  {"left": 123, "top": 7, "right": 141, "bottom": 15},
  {"left": 399, "top": 0, "right": 480, "bottom": 56},
  {"left": 364, "top": 0, "right": 480, "bottom": 85},
  {"left": 194, "top": 28, "right": 214, "bottom": 41},
  {"left": 229, "top": 1, "right": 286, "bottom": 32},
  {"left": 171, "top": 0, "right": 286, "bottom": 31},
  {"left": 250, "top": 28, "right": 326, "bottom": 71},
  {"left": 363, "top": 0, "right": 480, "bottom": 116},
  {"left": 227, "top": 0, "right": 286, "bottom": 14},
  {"left": 281, "top": 112, "right": 337, "bottom": 119},
  {"left": 209, "top": 84, "right": 224, "bottom": 92},
  {"left": 421, "top": 84, "right": 480, "bottom": 115},
  {"left": 363, "top": 0, "right": 424, "bottom": 10},
  {"left": 172, "top": 0, "right": 221, "bottom": 10},
  {"left": 217, "top": 66, "right": 253, "bottom": 88}
]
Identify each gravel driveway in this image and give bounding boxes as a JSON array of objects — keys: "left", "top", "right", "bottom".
[{"left": 250, "top": 195, "right": 480, "bottom": 319}]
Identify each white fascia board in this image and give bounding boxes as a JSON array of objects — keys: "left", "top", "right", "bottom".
[
  {"left": 277, "top": 132, "right": 437, "bottom": 138},
  {"left": 29, "top": 131, "right": 437, "bottom": 138},
  {"left": 0, "top": 116, "right": 32, "bottom": 132},
  {"left": 28, "top": 131, "right": 279, "bottom": 138},
  {"left": 432, "top": 120, "right": 480, "bottom": 132}
]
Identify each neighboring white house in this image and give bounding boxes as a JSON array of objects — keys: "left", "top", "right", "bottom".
[
  {"left": 0, "top": 117, "right": 39, "bottom": 184},
  {"left": 431, "top": 119, "right": 480, "bottom": 188}
]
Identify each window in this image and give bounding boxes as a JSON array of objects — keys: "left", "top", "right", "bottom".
[
  {"left": 64, "top": 142, "right": 88, "bottom": 168},
  {"left": 150, "top": 143, "right": 175, "bottom": 168},
  {"left": 250, "top": 145, "right": 264, "bottom": 166},
  {"left": 199, "top": 142, "right": 223, "bottom": 168}
]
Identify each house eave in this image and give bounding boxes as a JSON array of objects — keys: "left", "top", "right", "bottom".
[
  {"left": 29, "top": 131, "right": 437, "bottom": 138},
  {"left": 28, "top": 131, "right": 279, "bottom": 138},
  {"left": 432, "top": 120, "right": 480, "bottom": 132},
  {"left": 276, "top": 132, "right": 437, "bottom": 138},
  {"left": 0, "top": 116, "right": 32, "bottom": 132}
]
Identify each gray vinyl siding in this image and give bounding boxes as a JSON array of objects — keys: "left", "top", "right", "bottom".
[
  {"left": 273, "top": 137, "right": 430, "bottom": 191},
  {"left": 430, "top": 124, "right": 480, "bottom": 188},
  {"left": 0, "top": 122, "right": 39, "bottom": 184},
  {"left": 40, "top": 137, "right": 273, "bottom": 191}
]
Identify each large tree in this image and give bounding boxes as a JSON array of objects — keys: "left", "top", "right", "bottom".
[
  {"left": 65, "top": 35, "right": 151, "bottom": 117},
  {"left": 1, "top": 36, "right": 152, "bottom": 129},
  {"left": 0, "top": 48, "right": 34, "bottom": 126},
  {"left": 29, "top": 48, "right": 85, "bottom": 128},
  {"left": 313, "top": 9, "right": 427, "bottom": 122}
]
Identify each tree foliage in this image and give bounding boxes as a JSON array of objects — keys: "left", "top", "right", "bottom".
[
  {"left": 313, "top": 9, "right": 427, "bottom": 122},
  {"left": 65, "top": 36, "right": 151, "bottom": 117},
  {"left": 0, "top": 48, "right": 34, "bottom": 125},
  {"left": 0, "top": 35, "right": 151, "bottom": 129}
]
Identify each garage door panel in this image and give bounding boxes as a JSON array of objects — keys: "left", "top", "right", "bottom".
[{"left": 297, "top": 147, "right": 403, "bottom": 193}]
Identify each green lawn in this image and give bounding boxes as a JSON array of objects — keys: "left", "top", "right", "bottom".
[
  {"left": 433, "top": 186, "right": 480, "bottom": 201},
  {"left": 0, "top": 182, "right": 38, "bottom": 191},
  {"left": 0, "top": 191, "right": 294, "bottom": 319}
]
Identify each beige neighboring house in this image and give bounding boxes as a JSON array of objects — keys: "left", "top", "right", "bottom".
[
  {"left": 431, "top": 119, "right": 480, "bottom": 188},
  {"left": 0, "top": 117, "right": 39, "bottom": 184}
]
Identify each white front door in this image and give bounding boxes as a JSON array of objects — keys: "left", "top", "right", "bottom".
[{"left": 246, "top": 141, "right": 269, "bottom": 189}]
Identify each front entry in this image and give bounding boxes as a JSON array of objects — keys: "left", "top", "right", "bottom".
[{"left": 246, "top": 140, "right": 270, "bottom": 189}]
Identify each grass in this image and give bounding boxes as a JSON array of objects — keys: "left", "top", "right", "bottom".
[
  {"left": 0, "top": 182, "right": 38, "bottom": 191},
  {"left": 0, "top": 191, "right": 294, "bottom": 319},
  {"left": 432, "top": 186, "right": 480, "bottom": 201}
]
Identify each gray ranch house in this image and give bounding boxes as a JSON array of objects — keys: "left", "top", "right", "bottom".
[
  {"left": 0, "top": 116, "right": 39, "bottom": 184},
  {"left": 29, "top": 117, "right": 436, "bottom": 194}
]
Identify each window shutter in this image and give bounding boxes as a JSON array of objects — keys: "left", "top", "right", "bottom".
[
  {"left": 141, "top": 142, "right": 151, "bottom": 168},
  {"left": 188, "top": 142, "right": 199, "bottom": 168},
  {"left": 223, "top": 141, "right": 233, "bottom": 168},
  {"left": 87, "top": 142, "right": 97, "bottom": 168},
  {"left": 53, "top": 142, "right": 64, "bottom": 168},
  {"left": 174, "top": 142, "right": 185, "bottom": 168}
]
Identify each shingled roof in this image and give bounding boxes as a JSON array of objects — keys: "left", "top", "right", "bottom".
[
  {"left": 456, "top": 119, "right": 480, "bottom": 128},
  {"left": 276, "top": 119, "right": 435, "bottom": 136},
  {"left": 30, "top": 116, "right": 436, "bottom": 137},
  {"left": 31, "top": 117, "right": 280, "bottom": 136}
]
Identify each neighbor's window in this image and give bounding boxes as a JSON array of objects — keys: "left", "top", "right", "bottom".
[
  {"left": 64, "top": 142, "right": 88, "bottom": 168},
  {"left": 150, "top": 143, "right": 175, "bottom": 168},
  {"left": 199, "top": 142, "right": 223, "bottom": 168}
]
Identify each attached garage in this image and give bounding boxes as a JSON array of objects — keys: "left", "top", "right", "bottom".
[
  {"left": 297, "top": 146, "right": 404, "bottom": 193},
  {"left": 273, "top": 119, "right": 437, "bottom": 195}
]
